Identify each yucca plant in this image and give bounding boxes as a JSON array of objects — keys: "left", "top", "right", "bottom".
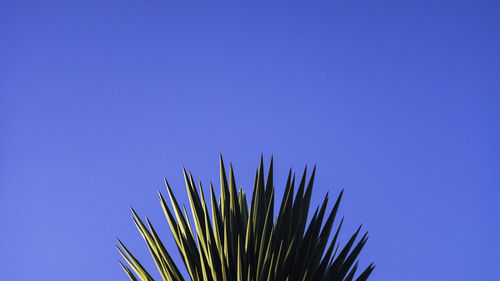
[{"left": 117, "top": 155, "right": 374, "bottom": 281}]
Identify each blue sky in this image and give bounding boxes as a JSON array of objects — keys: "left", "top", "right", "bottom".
[{"left": 1, "top": 1, "right": 499, "bottom": 280}]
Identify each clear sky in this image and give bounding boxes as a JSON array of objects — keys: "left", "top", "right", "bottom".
[{"left": 1, "top": 1, "right": 499, "bottom": 280}]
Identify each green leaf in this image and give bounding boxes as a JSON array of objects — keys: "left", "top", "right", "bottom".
[{"left": 118, "top": 156, "right": 373, "bottom": 281}]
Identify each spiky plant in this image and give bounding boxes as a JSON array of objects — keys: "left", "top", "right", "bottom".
[{"left": 117, "top": 156, "right": 374, "bottom": 281}]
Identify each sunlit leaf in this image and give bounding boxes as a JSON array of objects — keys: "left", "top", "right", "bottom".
[{"left": 117, "top": 155, "right": 373, "bottom": 281}]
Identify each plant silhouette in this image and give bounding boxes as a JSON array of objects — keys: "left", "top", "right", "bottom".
[{"left": 117, "top": 155, "right": 374, "bottom": 281}]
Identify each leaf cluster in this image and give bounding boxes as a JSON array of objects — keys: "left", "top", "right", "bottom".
[{"left": 117, "top": 156, "right": 374, "bottom": 281}]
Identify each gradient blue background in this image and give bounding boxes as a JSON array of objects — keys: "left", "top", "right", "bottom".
[{"left": 1, "top": 1, "right": 499, "bottom": 280}]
